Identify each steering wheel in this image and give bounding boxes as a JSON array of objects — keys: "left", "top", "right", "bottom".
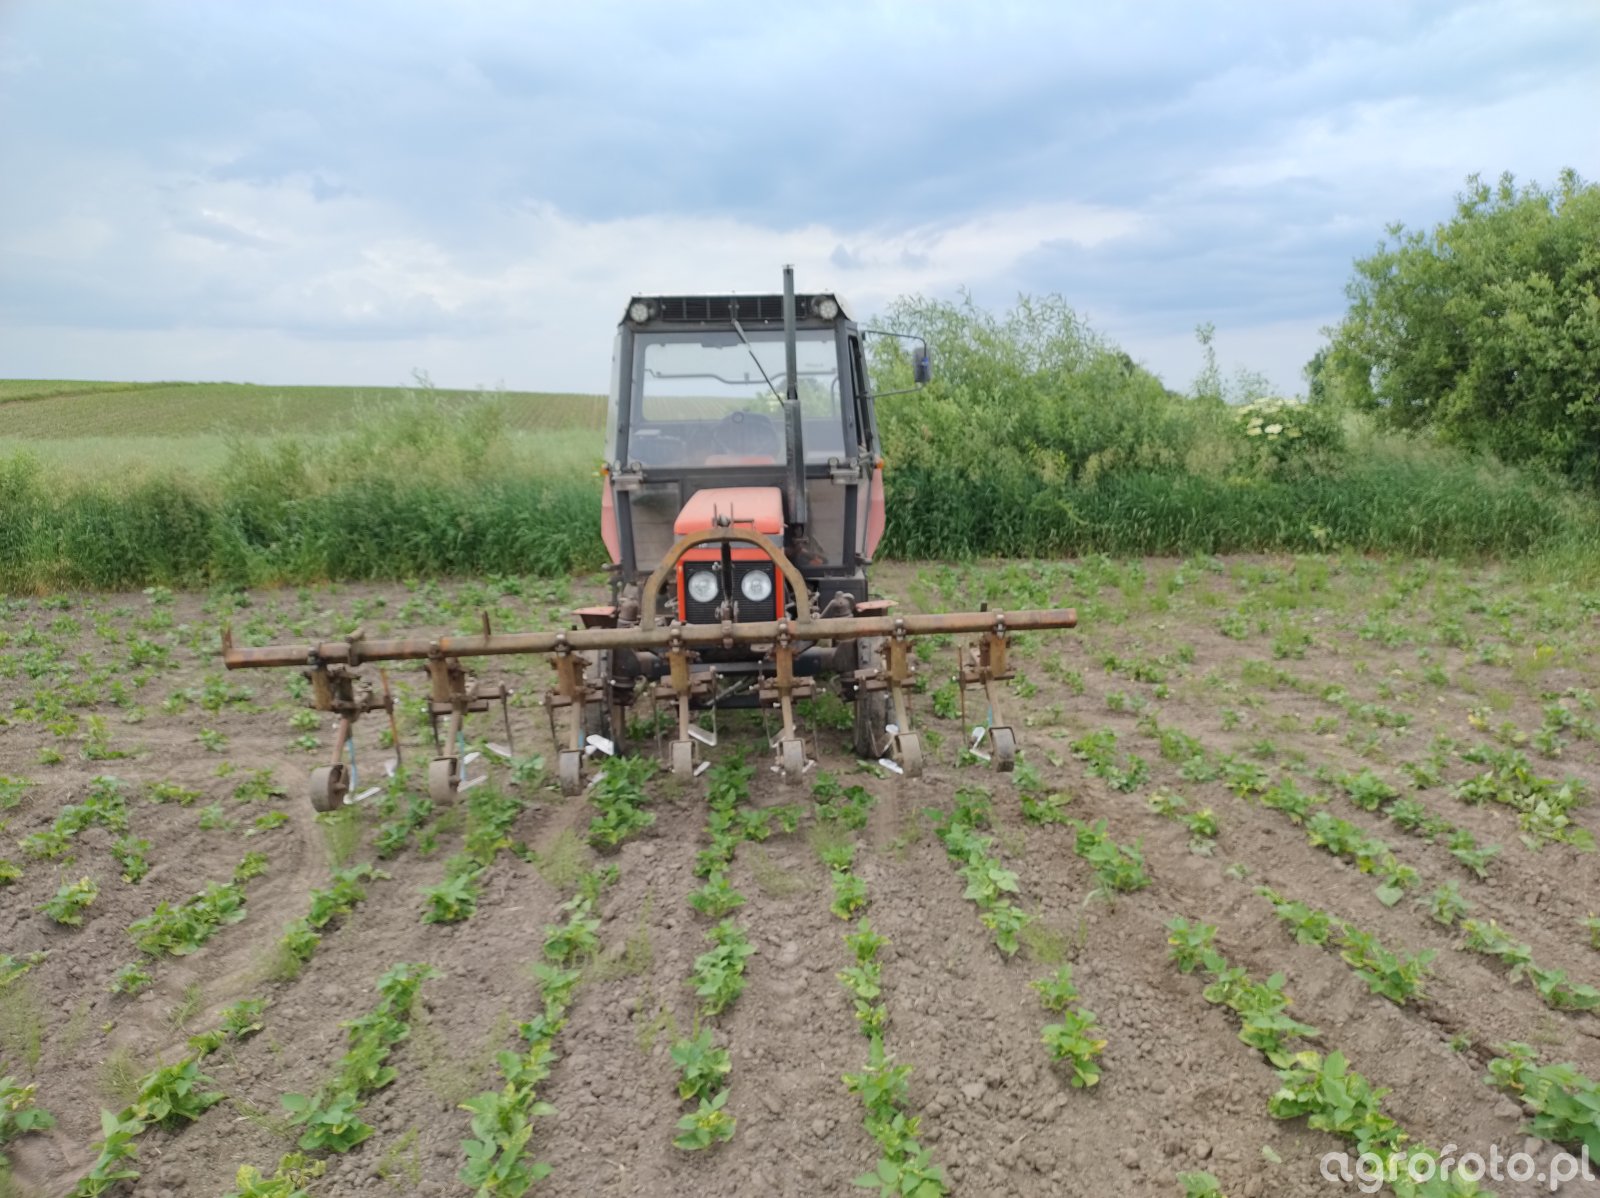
[{"left": 713, "top": 410, "right": 779, "bottom": 457}]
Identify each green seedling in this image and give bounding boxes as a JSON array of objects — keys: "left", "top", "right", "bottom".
[
  {"left": 673, "top": 1089, "right": 735, "bottom": 1151},
  {"left": 670, "top": 1029, "right": 731, "bottom": 1101},
  {"left": 39, "top": 876, "right": 99, "bottom": 925},
  {"left": 108, "top": 963, "right": 153, "bottom": 996},
  {"left": 1041, "top": 1009, "right": 1105, "bottom": 1088},
  {"left": 830, "top": 870, "right": 868, "bottom": 920},
  {"left": 541, "top": 898, "right": 601, "bottom": 964}
]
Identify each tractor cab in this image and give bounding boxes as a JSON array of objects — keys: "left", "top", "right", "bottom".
[{"left": 600, "top": 276, "right": 905, "bottom": 628}]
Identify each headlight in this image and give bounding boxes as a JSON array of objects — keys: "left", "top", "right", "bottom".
[
  {"left": 813, "top": 295, "right": 839, "bottom": 320},
  {"left": 687, "top": 570, "right": 719, "bottom": 604},
  {"left": 628, "top": 300, "right": 651, "bottom": 323},
  {"left": 739, "top": 570, "right": 774, "bottom": 603}
]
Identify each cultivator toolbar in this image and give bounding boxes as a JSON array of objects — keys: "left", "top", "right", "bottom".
[{"left": 221, "top": 603, "right": 1076, "bottom": 809}]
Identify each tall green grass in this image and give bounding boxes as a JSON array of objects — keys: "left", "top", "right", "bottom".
[
  {"left": 4, "top": 295, "right": 1600, "bottom": 592},
  {"left": 0, "top": 387, "right": 607, "bottom": 591}
]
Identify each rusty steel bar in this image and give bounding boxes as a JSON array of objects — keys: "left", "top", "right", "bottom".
[{"left": 221, "top": 608, "right": 1077, "bottom": 671}]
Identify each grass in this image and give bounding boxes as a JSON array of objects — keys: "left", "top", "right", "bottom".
[
  {"left": 411, "top": 1009, "right": 512, "bottom": 1107},
  {"left": 7, "top": 323, "right": 1600, "bottom": 591},
  {"left": 167, "top": 983, "right": 205, "bottom": 1032},
  {"left": 534, "top": 829, "right": 590, "bottom": 892},
  {"left": 98, "top": 1046, "right": 144, "bottom": 1108},
  {"left": 0, "top": 979, "right": 45, "bottom": 1072},
  {"left": 317, "top": 810, "right": 363, "bottom": 869}
]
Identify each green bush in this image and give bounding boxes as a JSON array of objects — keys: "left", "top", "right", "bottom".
[{"left": 1323, "top": 169, "right": 1600, "bottom": 486}]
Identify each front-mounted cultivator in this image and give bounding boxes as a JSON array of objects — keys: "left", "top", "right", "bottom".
[{"left": 220, "top": 266, "right": 1078, "bottom": 807}]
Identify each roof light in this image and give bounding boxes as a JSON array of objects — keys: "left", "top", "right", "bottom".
[
  {"left": 813, "top": 295, "right": 839, "bottom": 320},
  {"left": 628, "top": 300, "right": 651, "bottom": 323}
]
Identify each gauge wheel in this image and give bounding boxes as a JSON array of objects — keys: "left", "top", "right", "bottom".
[
  {"left": 991, "top": 726, "right": 1017, "bottom": 773},
  {"left": 779, "top": 737, "right": 806, "bottom": 781},
  {"left": 428, "top": 755, "right": 461, "bottom": 804},
  {"left": 897, "top": 732, "right": 924, "bottom": 778},
  {"left": 310, "top": 763, "right": 348, "bottom": 813},
  {"left": 557, "top": 750, "right": 583, "bottom": 797},
  {"left": 670, "top": 738, "right": 695, "bottom": 779}
]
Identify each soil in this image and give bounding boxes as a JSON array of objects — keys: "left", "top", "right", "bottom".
[{"left": 2, "top": 556, "right": 1598, "bottom": 1197}]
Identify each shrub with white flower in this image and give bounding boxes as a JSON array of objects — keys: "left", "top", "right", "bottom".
[{"left": 1234, "top": 398, "right": 1344, "bottom": 473}]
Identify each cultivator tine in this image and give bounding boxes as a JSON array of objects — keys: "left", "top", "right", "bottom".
[
  {"left": 655, "top": 624, "right": 711, "bottom": 781},
  {"left": 958, "top": 614, "right": 1017, "bottom": 772},
  {"left": 379, "top": 669, "right": 402, "bottom": 772},
  {"left": 877, "top": 620, "right": 923, "bottom": 777},
  {"left": 759, "top": 622, "right": 813, "bottom": 782},
  {"left": 545, "top": 636, "right": 591, "bottom": 797},
  {"left": 300, "top": 643, "right": 399, "bottom": 812},
  {"left": 423, "top": 650, "right": 510, "bottom": 803}
]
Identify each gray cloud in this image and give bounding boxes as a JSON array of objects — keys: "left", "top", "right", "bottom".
[{"left": 0, "top": 0, "right": 1595, "bottom": 395}]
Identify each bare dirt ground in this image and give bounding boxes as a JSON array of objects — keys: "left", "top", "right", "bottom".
[{"left": 3, "top": 556, "right": 1599, "bottom": 1197}]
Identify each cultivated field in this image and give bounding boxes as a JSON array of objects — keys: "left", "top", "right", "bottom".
[{"left": 3, "top": 556, "right": 1600, "bottom": 1197}]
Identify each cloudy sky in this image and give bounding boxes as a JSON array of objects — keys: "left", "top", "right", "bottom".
[{"left": 1, "top": 1, "right": 1595, "bottom": 397}]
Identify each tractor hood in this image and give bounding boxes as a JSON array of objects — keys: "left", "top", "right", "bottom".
[{"left": 673, "top": 487, "right": 784, "bottom": 537}]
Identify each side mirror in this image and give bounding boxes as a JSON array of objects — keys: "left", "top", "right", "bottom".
[{"left": 913, "top": 343, "right": 932, "bottom": 385}]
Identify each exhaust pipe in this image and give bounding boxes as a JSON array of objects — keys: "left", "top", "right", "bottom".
[{"left": 782, "top": 264, "right": 807, "bottom": 528}]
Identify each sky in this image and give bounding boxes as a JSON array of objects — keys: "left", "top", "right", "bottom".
[{"left": 1, "top": 1, "right": 1596, "bottom": 398}]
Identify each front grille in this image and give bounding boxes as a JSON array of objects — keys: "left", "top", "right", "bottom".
[{"left": 730, "top": 561, "right": 779, "bottom": 621}]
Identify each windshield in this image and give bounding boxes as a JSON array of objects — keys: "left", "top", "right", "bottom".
[{"left": 626, "top": 330, "right": 846, "bottom": 469}]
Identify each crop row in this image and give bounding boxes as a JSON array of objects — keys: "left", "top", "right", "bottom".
[
  {"left": 1165, "top": 918, "right": 1486, "bottom": 1198},
  {"left": 1257, "top": 887, "right": 1435, "bottom": 1005},
  {"left": 72, "top": 991, "right": 271, "bottom": 1198},
  {"left": 828, "top": 848, "right": 946, "bottom": 1196},
  {"left": 672, "top": 756, "right": 764, "bottom": 1151}
]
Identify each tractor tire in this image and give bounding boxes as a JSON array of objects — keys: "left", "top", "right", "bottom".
[
  {"left": 853, "top": 689, "right": 890, "bottom": 759},
  {"left": 851, "top": 636, "right": 888, "bottom": 758},
  {"left": 584, "top": 648, "right": 630, "bottom": 757},
  {"left": 310, "top": 764, "right": 349, "bottom": 813}
]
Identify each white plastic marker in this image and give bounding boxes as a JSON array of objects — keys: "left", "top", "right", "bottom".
[
  {"left": 694, "top": 761, "right": 711, "bottom": 777},
  {"left": 969, "top": 726, "right": 991, "bottom": 762},
  {"left": 351, "top": 787, "right": 382, "bottom": 804},
  {"left": 585, "top": 734, "right": 616, "bottom": 758},
  {"left": 878, "top": 758, "right": 905, "bottom": 775},
  {"left": 484, "top": 743, "right": 513, "bottom": 761},
  {"left": 688, "top": 726, "right": 717, "bottom": 747}
]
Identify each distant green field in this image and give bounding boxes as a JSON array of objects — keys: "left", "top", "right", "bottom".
[
  {"left": 0, "top": 379, "right": 604, "bottom": 437},
  {"left": 0, "top": 379, "right": 606, "bottom": 482}
]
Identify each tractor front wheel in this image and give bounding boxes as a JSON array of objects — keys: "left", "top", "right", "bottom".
[
  {"left": 851, "top": 636, "right": 889, "bottom": 759},
  {"left": 584, "top": 648, "right": 630, "bottom": 756}
]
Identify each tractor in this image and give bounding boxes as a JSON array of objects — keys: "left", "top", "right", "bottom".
[{"left": 221, "top": 267, "right": 1077, "bottom": 808}]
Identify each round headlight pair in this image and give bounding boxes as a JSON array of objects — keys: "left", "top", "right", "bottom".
[{"left": 687, "top": 567, "right": 774, "bottom": 606}]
